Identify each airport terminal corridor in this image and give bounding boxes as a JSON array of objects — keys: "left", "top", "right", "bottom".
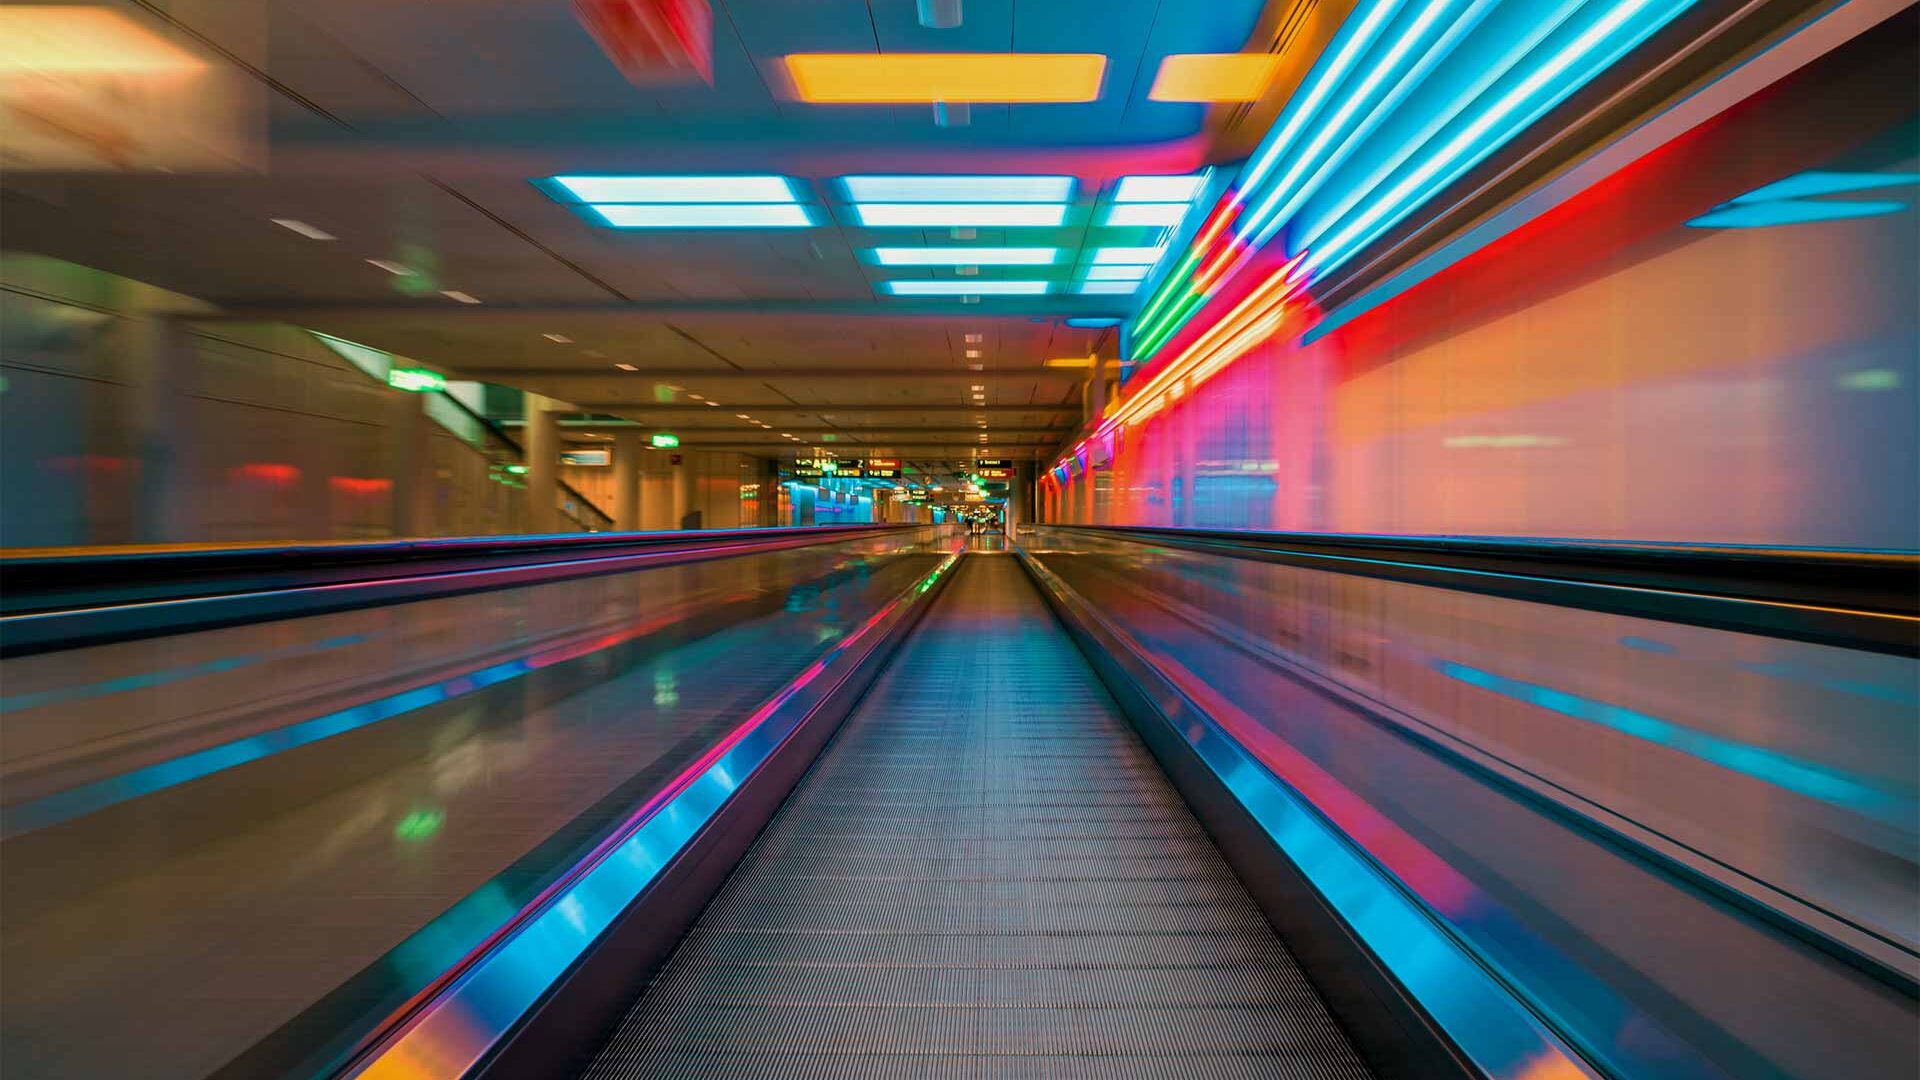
[{"left": 0, "top": 2, "right": 1915, "bottom": 1079}]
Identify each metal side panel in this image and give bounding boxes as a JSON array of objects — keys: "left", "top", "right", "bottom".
[{"left": 579, "top": 553, "right": 1375, "bottom": 1080}]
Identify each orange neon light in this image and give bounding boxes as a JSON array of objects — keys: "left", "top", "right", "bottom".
[
  {"left": 785, "top": 53, "right": 1105, "bottom": 104},
  {"left": 1107, "top": 253, "right": 1309, "bottom": 432},
  {"left": 1148, "top": 53, "right": 1281, "bottom": 103}
]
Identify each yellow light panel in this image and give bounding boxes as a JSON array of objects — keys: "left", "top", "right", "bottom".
[
  {"left": 786, "top": 53, "right": 1104, "bottom": 104},
  {"left": 1045, "top": 357, "right": 1094, "bottom": 368},
  {"left": 1148, "top": 53, "right": 1280, "bottom": 103},
  {"left": 0, "top": 7, "right": 206, "bottom": 73}
]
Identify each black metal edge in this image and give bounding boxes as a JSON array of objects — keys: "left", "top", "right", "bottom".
[
  {"left": 0, "top": 524, "right": 912, "bottom": 615},
  {"left": 0, "top": 527, "right": 930, "bottom": 658},
  {"left": 458, "top": 552, "right": 963, "bottom": 1080},
  {"left": 1010, "top": 545, "right": 1477, "bottom": 1080},
  {"left": 1036, "top": 525, "right": 1920, "bottom": 657}
]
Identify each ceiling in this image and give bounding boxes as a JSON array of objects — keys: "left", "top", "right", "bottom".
[{"left": 0, "top": 0, "right": 1282, "bottom": 470}]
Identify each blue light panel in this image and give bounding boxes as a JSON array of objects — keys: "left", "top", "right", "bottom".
[
  {"left": 871, "top": 247, "right": 1058, "bottom": 266},
  {"left": 1686, "top": 200, "right": 1908, "bottom": 229},
  {"left": 552, "top": 175, "right": 799, "bottom": 203},
  {"left": 884, "top": 281, "right": 1051, "bottom": 296},
  {"left": 1728, "top": 171, "right": 1920, "bottom": 204},
  {"left": 1085, "top": 265, "right": 1150, "bottom": 281},
  {"left": 1092, "top": 246, "right": 1168, "bottom": 264},
  {"left": 1102, "top": 203, "right": 1189, "bottom": 227},
  {"left": 855, "top": 204, "right": 1068, "bottom": 228},
  {"left": 1114, "top": 174, "right": 1209, "bottom": 203},
  {"left": 590, "top": 204, "right": 816, "bottom": 228},
  {"left": 842, "top": 175, "right": 1075, "bottom": 203},
  {"left": 1076, "top": 281, "right": 1140, "bottom": 294}
]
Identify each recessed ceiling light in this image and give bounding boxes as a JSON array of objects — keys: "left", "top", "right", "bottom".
[
  {"left": 441, "top": 290, "right": 482, "bottom": 304},
  {"left": 1077, "top": 281, "right": 1139, "bottom": 294},
  {"left": 1114, "top": 175, "right": 1209, "bottom": 203},
  {"left": 855, "top": 204, "right": 1066, "bottom": 228},
  {"left": 1045, "top": 356, "right": 1094, "bottom": 368},
  {"left": 366, "top": 259, "right": 415, "bottom": 276},
  {"left": 842, "top": 176, "right": 1074, "bottom": 203},
  {"left": 786, "top": 53, "right": 1105, "bottom": 104},
  {"left": 1086, "top": 265, "right": 1149, "bottom": 281},
  {"left": 1102, "top": 203, "right": 1188, "bottom": 227},
  {"left": 870, "top": 246, "right": 1057, "bottom": 266},
  {"left": 964, "top": 333, "right": 984, "bottom": 344},
  {"left": 1149, "top": 53, "right": 1282, "bottom": 103},
  {"left": 615, "top": 363, "right": 639, "bottom": 371},
  {"left": 706, "top": 401, "right": 721, "bottom": 406},
  {"left": 688, "top": 393, "right": 704, "bottom": 400},
  {"left": 968, "top": 363, "right": 984, "bottom": 371},
  {"left": 736, "top": 413, "right": 752, "bottom": 419},
  {"left": 885, "top": 281, "right": 1049, "bottom": 296},
  {"left": 588, "top": 204, "right": 815, "bottom": 228},
  {"left": 1092, "top": 246, "right": 1167, "bottom": 265},
  {"left": 544, "top": 333, "right": 573, "bottom": 343},
  {"left": 970, "top": 384, "right": 985, "bottom": 391},
  {"left": 550, "top": 175, "right": 799, "bottom": 203},
  {"left": 965, "top": 349, "right": 981, "bottom": 357},
  {"left": 272, "top": 218, "right": 335, "bottom": 240}
]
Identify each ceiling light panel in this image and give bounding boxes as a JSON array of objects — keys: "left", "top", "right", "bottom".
[
  {"left": 1077, "top": 281, "right": 1139, "bottom": 294},
  {"left": 843, "top": 176, "right": 1074, "bottom": 203},
  {"left": 1149, "top": 53, "right": 1282, "bottom": 102},
  {"left": 1092, "top": 246, "right": 1167, "bottom": 265},
  {"left": 1114, "top": 175, "right": 1208, "bottom": 203},
  {"left": 590, "top": 204, "right": 815, "bottom": 228},
  {"left": 786, "top": 53, "right": 1105, "bottom": 104},
  {"left": 871, "top": 247, "right": 1058, "bottom": 266},
  {"left": 854, "top": 204, "right": 1068, "bottom": 228},
  {"left": 1086, "top": 265, "right": 1149, "bottom": 281},
  {"left": 885, "top": 281, "right": 1050, "bottom": 296},
  {"left": 1102, "top": 203, "right": 1189, "bottom": 227},
  {"left": 551, "top": 175, "right": 799, "bottom": 203}
]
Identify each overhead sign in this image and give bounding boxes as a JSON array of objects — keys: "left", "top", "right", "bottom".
[
  {"left": 560, "top": 449, "right": 611, "bottom": 466},
  {"left": 866, "top": 457, "right": 900, "bottom": 479},
  {"left": 975, "top": 458, "right": 1011, "bottom": 469},
  {"left": 388, "top": 367, "right": 446, "bottom": 393},
  {"left": 977, "top": 468, "right": 1012, "bottom": 480},
  {"left": 650, "top": 432, "right": 680, "bottom": 448}
]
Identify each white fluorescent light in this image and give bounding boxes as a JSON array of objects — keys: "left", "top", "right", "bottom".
[
  {"left": 1114, "top": 174, "right": 1207, "bottom": 203},
  {"left": 1102, "top": 203, "right": 1188, "bottom": 227},
  {"left": 872, "top": 246, "right": 1056, "bottom": 266},
  {"left": 1085, "top": 265, "right": 1149, "bottom": 281},
  {"left": 964, "top": 333, "right": 984, "bottom": 343},
  {"left": 842, "top": 175, "right": 1073, "bottom": 202},
  {"left": 544, "top": 333, "right": 573, "bottom": 343},
  {"left": 1077, "top": 281, "right": 1139, "bottom": 294},
  {"left": 553, "top": 175, "right": 798, "bottom": 203},
  {"left": 440, "top": 290, "right": 482, "bottom": 304},
  {"left": 854, "top": 203, "right": 1066, "bottom": 228},
  {"left": 590, "top": 204, "right": 815, "bottom": 228},
  {"left": 1092, "top": 246, "right": 1167, "bottom": 265},
  {"left": 615, "top": 363, "right": 639, "bottom": 371},
  {"left": 366, "top": 259, "right": 415, "bottom": 276},
  {"left": 736, "top": 413, "right": 752, "bottom": 419},
  {"left": 884, "top": 281, "right": 1050, "bottom": 296},
  {"left": 970, "top": 384, "right": 985, "bottom": 391},
  {"left": 965, "top": 349, "right": 981, "bottom": 358},
  {"left": 272, "top": 218, "right": 335, "bottom": 240}
]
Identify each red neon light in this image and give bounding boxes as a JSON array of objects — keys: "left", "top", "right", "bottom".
[
  {"left": 328, "top": 476, "right": 393, "bottom": 497},
  {"left": 230, "top": 463, "right": 301, "bottom": 486}
]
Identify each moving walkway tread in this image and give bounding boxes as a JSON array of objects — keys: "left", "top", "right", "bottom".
[{"left": 578, "top": 554, "right": 1375, "bottom": 1078}]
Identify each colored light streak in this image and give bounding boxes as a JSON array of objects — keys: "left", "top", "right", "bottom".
[
  {"left": 1147, "top": 53, "right": 1282, "bottom": 102},
  {"left": 785, "top": 53, "right": 1105, "bottom": 103},
  {"left": 884, "top": 281, "right": 1050, "bottom": 296},
  {"left": 842, "top": 175, "right": 1073, "bottom": 202},
  {"left": 1727, "top": 170, "right": 1920, "bottom": 204},
  {"left": 853, "top": 203, "right": 1067, "bottom": 228},
  {"left": 1436, "top": 662, "right": 1909, "bottom": 822},
  {"left": 1114, "top": 175, "right": 1209, "bottom": 203},
  {"left": 1237, "top": 0, "right": 1409, "bottom": 197},
  {"left": 1685, "top": 200, "right": 1908, "bottom": 228},
  {"left": 870, "top": 246, "right": 1057, "bottom": 266},
  {"left": 550, "top": 175, "right": 798, "bottom": 203},
  {"left": 588, "top": 204, "right": 815, "bottom": 228}
]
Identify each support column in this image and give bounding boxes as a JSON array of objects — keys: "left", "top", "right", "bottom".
[
  {"left": 612, "top": 430, "right": 643, "bottom": 531},
  {"left": 672, "top": 452, "right": 695, "bottom": 529},
  {"left": 390, "top": 392, "right": 435, "bottom": 538},
  {"left": 524, "top": 393, "right": 562, "bottom": 534},
  {"left": 126, "top": 315, "right": 198, "bottom": 544}
]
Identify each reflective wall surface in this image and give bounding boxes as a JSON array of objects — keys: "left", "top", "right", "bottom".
[
  {"left": 1025, "top": 526, "right": 1917, "bottom": 1079},
  {"left": 1049, "top": 26, "right": 1919, "bottom": 549},
  {"left": 0, "top": 528, "right": 950, "bottom": 1080}
]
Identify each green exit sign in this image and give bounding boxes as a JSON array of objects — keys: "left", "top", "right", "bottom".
[
  {"left": 651, "top": 432, "right": 680, "bottom": 449},
  {"left": 387, "top": 367, "right": 445, "bottom": 393}
]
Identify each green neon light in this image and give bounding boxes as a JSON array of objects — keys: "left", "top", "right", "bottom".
[
  {"left": 1135, "top": 288, "right": 1208, "bottom": 359},
  {"left": 650, "top": 433, "right": 680, "bottom": 449},
  {"left": 394, "top": 809, "right": 445, "bottom": 842},
  {"left": 387, "top": 367, "right": 446, "bottom": 393},
  {"left": 1133, "top": 246, "right": 1203, "bottom": 332}
]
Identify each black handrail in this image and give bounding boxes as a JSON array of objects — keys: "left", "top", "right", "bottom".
[
  {"left": 1032, "top": 524, "right": 1919, "bottom": 656},
  {"left": 0, "top": 525, "right": 926, "bottom": 655}
]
